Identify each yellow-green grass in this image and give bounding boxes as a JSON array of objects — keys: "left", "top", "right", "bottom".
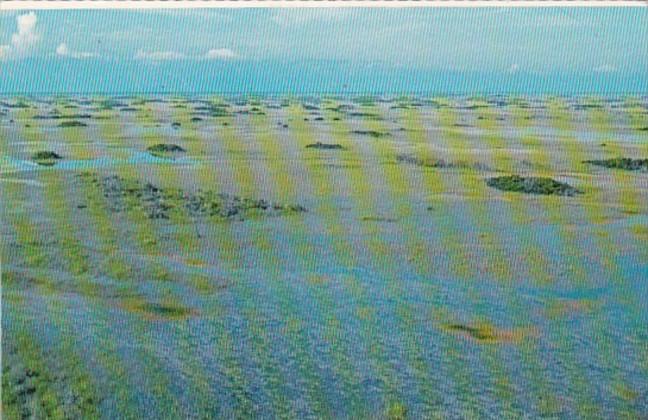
[
  {"left": 169, "top": 99, "right": 291, "bottom": 415},
  {"left": 96, "top": 105, "right": 172, "bottom": 281},
  {"left": 359, "top": 101, "right": 495, "bottom": 413},
  {"left": 48, "top": 104, "right": 192, "bottom": 416},
  {"left": 399, "top": 105, "right": 477, "bottom": 279},
  {"left": 213, "top": 101, "right": 379, "bottom": 417},
  {"left": 548, "top": 98, "right": 637, "bottom": 274},
  {"left": 169, "top": 96, "right": 309, "bottom": 418},
  {"left": 245, "top": 108, "right": 365, "bottom": 417},
  {"left": 1, "top": 106, "right": 129, "bottom": 418},
  {"left": 93, "top": 103, "right": 225, "bottom": 414},
  {"left": 510, "top": 102, "right": 590, "bottom": 284},
  {"left": 391, "top": 103, "right": 509, "bottom": 416},
  {"left": 287, "top": 101, "right": 400, "bottom": 416},
  {"left": 538, "top": 98, "right": 631, "bottom": 417},
  {"left": 563, "top": 98, "right": 646, "bottom": 417},
  {"left": 318, "top": 101, "right": 420, "bottom": 408},
  {"left": 589, "top": 100, "right": 647, "bottom": 256},
  {"left": 509, "top": 100, "right": 604, "bottom": 417},
  {"left": 435, "top": 103, "right": 515, "bottom": 281},
  {"left": 2, "top": 328, "right": 100, "bottom": 419},
  {"left": 428, "top": 101, "right": 539, "bottom": 414},
  {"left": 82, "top": 108, "right": 222, "bottom": 415},
  {"left": 471, "top": 101, "right": 574, "bottom": 415},
  {"left": 296, "top": 99, "right": 423, "bottom": 410}
]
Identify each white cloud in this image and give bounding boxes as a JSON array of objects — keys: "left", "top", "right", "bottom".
[
  {"left": 56, "top": 43, "right": 98, "bottom": 59},
  {"left": 508, "top": 63, "right": 520, "bottom": 74},
  {"left": 204, "top": 48, "right": 236, "bottom": 60},
  {"left": 593, "top": 64, "right": 617, "bottom": 73},
  {"left": 0, "top": 45, "right": 10, "bottom": 60},
  {"left": 135, "top": 50, "right": 187, "bottom": 61},
  {"left": 135, "top": 48, "right": 237, "bottom": 61},
  {"left": 12, "top": 12, "right": 39, "bottom": 53},
  {"left": 0, "top": 12, "right": 40, "bottom": 60}
]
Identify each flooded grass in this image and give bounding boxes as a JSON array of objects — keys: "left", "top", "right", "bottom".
[{"left": 2, "top": 95, "right": 647, "bottom": 418}]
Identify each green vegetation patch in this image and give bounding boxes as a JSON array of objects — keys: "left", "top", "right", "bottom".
[
  {"left": 445, "top": 323, "right": 498, "bottom": 341},
  {"left": 385, "top": 401, "right": 408, "bottom": 420},
  {"left": 146, "top": 143, "right": 186, "bottom": 158},
  {"left": 442, "top": 322, "right": 533, "bottom": 344},
  {"left": 361, "top": 216, "right": 397, "bottom": 223},
  {"left": 486, "top": 175, "right": 582, "bottom": 196},
  {"left": 79, "top": 173, "right": 307, "bottom": 221},
  {"left": 58, "top": 120, "right": 87, "bottom": 128},
  {"left": 305, "top": 142, "right": 346, "bottom": 150},
  {"left": 2, "top": 335, "right": 100, "bottom": 419},
  {"left": 350, "top": 129, "right": 390, "bottom": 138},
  {"left": 122, "top": 299, "right": 196, "bottom": 320},
  {"left": 31, "top": 151, "right": 63, "bottom": 166},
  {"left": 583, "top": 157, "right": 648, "bottom": 172},
  {"left": 397, "top": 154, "right": 490, "bottom": 171}
]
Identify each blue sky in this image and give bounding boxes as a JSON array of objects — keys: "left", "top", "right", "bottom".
[{"left": 1, "top": 8, "right": 646, "bottom": 93}]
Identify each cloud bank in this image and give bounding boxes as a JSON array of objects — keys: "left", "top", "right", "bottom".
[
  {"left": 593, "top": 64, "right": 617, "bottom": 73},
  {"left": 204, "top": 48, "right": 236, "bottom": 60},
  {"left": 135, "top": 48, "right": 237, "bottom": 61},
  {"left": 0, "top": 12, "right": 40, "bottom": 60},
  {"left": 56, "top": 43, "right": 99, "bottom": 59}
]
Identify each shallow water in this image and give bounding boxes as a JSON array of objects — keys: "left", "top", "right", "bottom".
[{"left": 1, "top": 95, "right": 647, "bottom": 418}]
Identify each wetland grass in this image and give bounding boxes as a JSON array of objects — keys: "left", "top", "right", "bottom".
[{"left": 3, "top": 94, "right": 648, "bottom": 418}]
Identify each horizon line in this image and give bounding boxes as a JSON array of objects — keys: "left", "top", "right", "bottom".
[{"left": 2, "top": 1, "right": 647, "bottom": 11}]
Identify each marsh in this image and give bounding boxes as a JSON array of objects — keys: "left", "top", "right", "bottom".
[{"left": 2, "top": 95, "right": 647, "bottom": 418}]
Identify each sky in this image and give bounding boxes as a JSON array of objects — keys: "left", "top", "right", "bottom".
[{"left": 1, "top": 8, "right": 646, "bottom": 94}]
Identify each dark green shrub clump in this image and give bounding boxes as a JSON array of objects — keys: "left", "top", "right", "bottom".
[
  {"left": 146, "top": 143, "right": 186, "bottom": 156},
  {"left": 397, "top": 154, "right": 489, "bottom": 171},
  {"left": 445, "top": 324, "right": 496, "bottom": 341},
  {"left": 81, "top": 173, "right": 307, "bottom": 221},
  {"left": 305, "top": 142, "right": 345, "bottom": 150},
  {"left": 583, "top": 157, "right": 648, "bottom": 172},
  {"left": 486, "top": 175, "right": 582, "bottom": 196},
  {"left": 350, "top": 129, "right": 389, "bottom": 138},
  {"left": 32, "top": 151, "right": 62, "bottom": 166},
  {"left": 58, "top": 120, "right": 87, "bottom": 128}
]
